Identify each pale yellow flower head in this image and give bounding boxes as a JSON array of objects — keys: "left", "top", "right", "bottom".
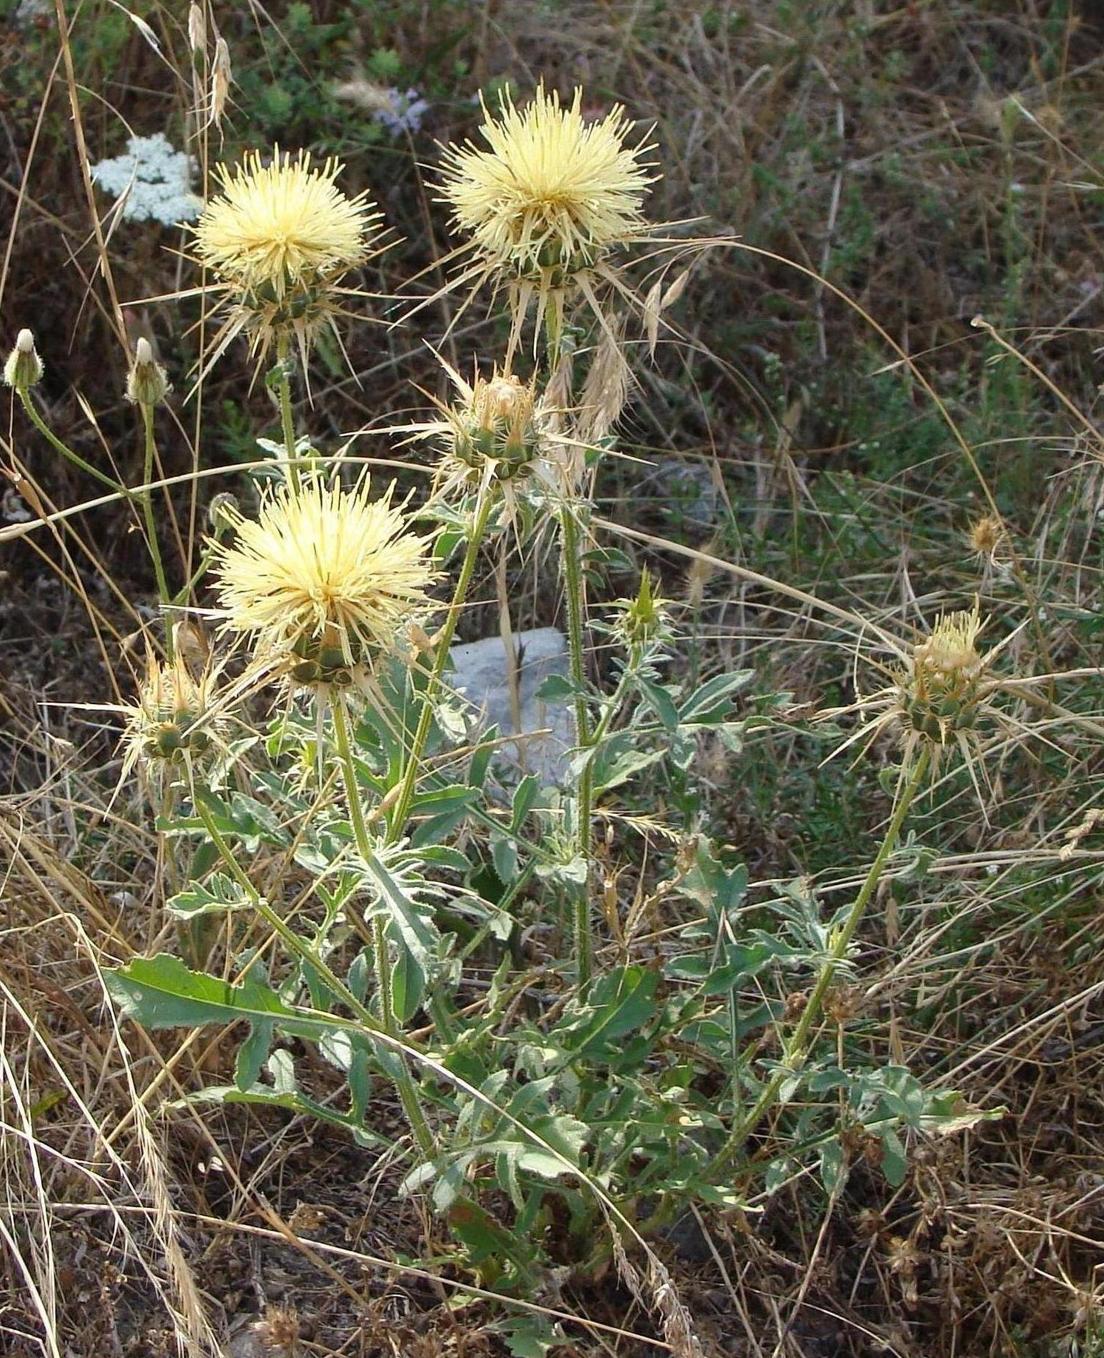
[
  {"left": 195, "top": 147, "right": 377, "bottom": 294},
  {"left": 439, "top": 84, "right": 655, "bottom": 322},
  {"left": 212, "top": 476, "right": 435, "bottom": 685},
  {"left": 192, "top": 148, "right": 384, "bottom": 362}
]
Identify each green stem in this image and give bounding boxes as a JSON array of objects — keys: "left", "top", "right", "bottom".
[
  {"left": 139, "top": 402, "right": 174, "bottom": 654},
  {"left": 172, "top": 542, "right": 218, "bottom": 608},
  {"left": 275, "top": 337, "right": 300, "bottom": 490},
  {"left": 18, "top": 389, "right": 125, "bottom": 495},
  {"left": 330, "top": 694, "right": 437, "bottom": 1156},
  {"left": 709, "top": 744, "right": 932, "bottom": 1177},
  {"left": 388, "top": 490, "right": 496, "bottom": 838},
  {"left": 558, "top": 504, "right": 594, "bottom": 988},
  {"left": 194, "top": 784, "right": 436, "bottom": 1158}
]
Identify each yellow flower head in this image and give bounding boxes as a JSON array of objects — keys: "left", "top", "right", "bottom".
[
  {"left": 195, "top": 147, "right": 377, "bottom": 293},
  {"left": 438, "top": 84, "right": 655, "bottom": 343},
  {"left": 192, "top": 148, "right": 384, "bottom": 363},
  {"left": 212, "top": 477, "right": 436, "bottom": 684}
]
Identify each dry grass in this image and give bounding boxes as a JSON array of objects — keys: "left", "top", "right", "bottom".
[{"left": 3, "top": 1, "right": 1104, "bottom": 1355}]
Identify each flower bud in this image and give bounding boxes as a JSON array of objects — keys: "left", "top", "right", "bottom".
[
  {"left": 617, "top": 568, "right": 669, "bottom": 646},
  {"left": 126, "top": 337, "right": 170, "bottom": 407},
  {"left": 3, "top": 329, "right": 43, "bottom": 391},
  {"left": 454, "top": 372, "right": 541, "bottom": 479}
]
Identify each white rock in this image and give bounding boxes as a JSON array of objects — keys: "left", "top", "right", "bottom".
[{"left": 448, "top": 627, "right": 575, "bottom": 787}]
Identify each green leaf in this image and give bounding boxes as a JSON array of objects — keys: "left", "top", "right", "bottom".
[
  {"left": 533, "top": 673, "right": 578, "bottom": 703},
  {"left": 637, "top": 676, "right": 680, "bottom": 732},
  {"left": 880, "top": 1128, "right": 908, "bottom": 1186},
  {"left": 555, "top": 966, "right": 659, "bottom": 1060},
  {"left": 510, "top": 775, "right": 541, "bottom": 829},
  {"left": 492, "top": 833, "right": 519, "bottom": 885},
  {"left": 588, "top": 733, "right": 665, "bottom": 796},
  {"left": 677, "top": 669, "right": 754, "bottom": 724},
  {"left": 390, "top": 945, "right": 426, "bottom": 1024},
  {"left": 497, "top": 1315, "right": 569, "bottom": 1357},
  {"left": 181, "top": 1083, "right": 388, "bottom": 1149},
  {"left": 167, "top": 872, "right": 254, "bottom": 919},
  {"left": 105, "top": 954, "right": 324, "bottom": 1041},
  {"left": 818, "top": 1141, "right": 848, "bottom": 1194},
  {"left": 235, "top": 1020, "right": 274, "bottom": 1091}
]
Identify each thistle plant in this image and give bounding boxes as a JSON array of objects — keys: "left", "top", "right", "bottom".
[{"left": 65, "top": 88, "right": 1013, "bottom": 1343}]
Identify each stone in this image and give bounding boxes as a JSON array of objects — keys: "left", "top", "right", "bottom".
[{"left": 448, "top": 627, "right": 575, "bottom": 787}]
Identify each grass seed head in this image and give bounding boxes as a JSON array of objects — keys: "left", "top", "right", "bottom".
[
  {"left": 3, "top": 328, "right": 43, "bottom": 391},
  {"left": 212, "top": 475, "right": 436, "bottom": 685}
]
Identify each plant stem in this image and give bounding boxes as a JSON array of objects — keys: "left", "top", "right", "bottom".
[
  {"left": 139, "top": 401, "right": 174, "bottom": 654},
  {"left": 709, "top": 744, "right": 931, "bottom": 1176},
  {"left": 194, "top": 784, "right": 436, "bottom": 1158},
  {"left": 18, "top": 389, "right": 124, "bottom": 495},
  {"left": 330, "top": 694, "right": 437, "bottom": 1156},
  {"left": 558, "top": 503, "right": 594, "bottom": 988},
  {"left": 275, "top": 336, "right": 300, "bottom": 490},
  {"left": 388, "top": 490, "right": 496, "bottom": 838}
]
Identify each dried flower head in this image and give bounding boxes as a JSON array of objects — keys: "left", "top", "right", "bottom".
[
  {"left": 818, "top": 601, "right": 1030, "bottom": 806},
  {"left": 905, "top": 605, "right": 985, "bottom": 744},
  {"left": 438, "top": 84, "right": 655, "bottom": 351},
  {"left": 192, "top": 147, "right": 384, "bottom": 365},
  {"left": 212, "top": 476, "right": 435, "bottom": 686},
  {"left": 3, "top": 329, "right": 43, "bottom": 390},
  {"left": 967, "top": 513, "right": 1004, "bottom": 564},
  {"left": 122, "top": 650, "right": 225, "bottom": 784}
]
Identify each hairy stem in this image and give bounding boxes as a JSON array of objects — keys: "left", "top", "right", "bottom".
[
  {"left": 19, "top": 389, "right": 124, "bottom": 495},
  {"left": 275, "top": 336, "right": 301, "bottom": 490},
  {"left": 139, "top": 402, "right": 174, "bottom": 655},
  {"left": 558, "top": 503, "right": 595, "bottom": 988},
  {"left": 330, "top": 694, "right": 437, "bottom": 1156}
]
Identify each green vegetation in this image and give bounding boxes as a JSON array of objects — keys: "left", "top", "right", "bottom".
[{"left": 2, "top": 3, "right": 1103, "bottom": 1356}]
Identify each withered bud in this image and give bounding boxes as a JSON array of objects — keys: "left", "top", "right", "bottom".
[
  {"left": 3, "top": 329, "right": 43, "bottom": 391},
  {"left": 206, "top": 491, "right": 241, "bottom": 535},
  {"left": 126, "top": 337, "right": 170, "bottom": 407}
]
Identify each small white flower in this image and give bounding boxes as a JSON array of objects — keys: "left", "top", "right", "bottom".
[{"left": 92, "top": 133, "right": 202, "bottom": 227}]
